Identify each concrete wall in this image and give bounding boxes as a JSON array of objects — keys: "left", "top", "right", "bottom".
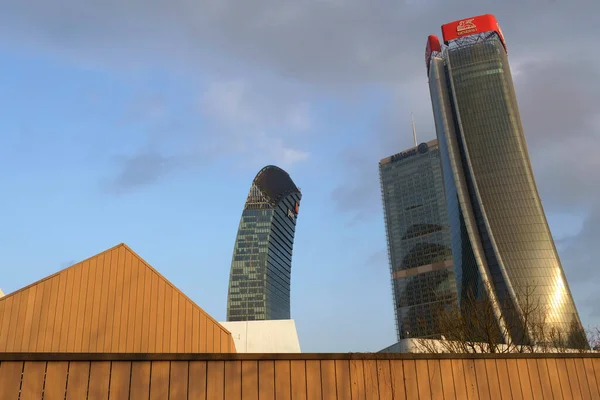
[{"left": 219, "top": 320, "right": 301, "bottom": 353}]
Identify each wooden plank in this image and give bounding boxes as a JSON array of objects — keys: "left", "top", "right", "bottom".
[
  {"left": 242, "top": 361, "right": 259, "bottom": 400},
  {"left": 207, "top": 361, "right": 225, "bottom": 400},
  {"left": 126, "top": 255, "right": 140, "bottom": 353},
  {"left": 20, "top": 361, "right": 46, "bottom": 400},
  {"left": 376, "top": 360, "right": 393, "bottom": 400},
  {"left": 88, "top": 361, "right": 111, "bottom": 400},
  {"left": 535, "top": 358, "right": 554, "bottom": 400},
  {"left": 495, "top": 359, "right": 512, "bottom": 400},
  {"left": 148, "top": 272, "right": 159, "bottom": 353},
  {"left": 178, "top": 295, "right": 186, "bottom": 353},
  {"left": 583, "top": 358, "right": 600, "bottom": 399},
  {"left": 118, "top": 249, "right": 132, "bottom": 353},
  {"left": 259, "top": 360, "right": 276, "bottom": 400},
  {"left": 463, "top": 359, "right": 479, "bottom": 400},
  {"left": 29, "top": 282, "right": 45, "bottom": 351},
  {"left": 220, "top": 330, "right": 229, "bottom": 353},
  {"left": 132, "top": 259, "right": 145, "bottom": 353},
  {"left": 275, "top": 360, "right": 292, "bottom": 400},
  {"left": 44, "top": 361, "right": 69, "bottom": 400},
  {"left": 506, "top": 358, "right": 523, "bottom": 400},
  {"left": 5, "top": 292, "right": 22, "bottom": 351},
  {"left": 163, "top": 282, "right": 173, "bottom": 352},
  {"left": 206, "top": 317, "right": 214, "bottom": 353},
  {"left": 63, "top": 264, "right": 82, "bottom": 353},
  {"left": 350, "top": 359, "right": 365, "bottom": 400},
  {"left": 428, "top": 359, "right": 444, "bottom": 400},
  {"left": 555, "top": 358, "right": 573, "bottom": 398},
  {"left": 0, "top": 296, "right": 11, "bottom": 351},
  {"left": 155, "top": 278, "right": 166, "bottom": 353},
  {"left": 150, "top": 361, "right": 171, "bottom": 400},
  {"left": 105, "top": 249, "right": 119, "bottom": 353},
  {"left": 192, "top": 308, "right": 200, "bottom": 353},
  {"left": 73, "top": 261, "right": 89, "bottom": 352},
  {"left": 0, "top": 297, "right": 5, "bottom": 350},
  {"left": 9, "top": 291, "right": 25, "bottom": 351},
  {"left": 199, "top": 312, "right": 207, "bottom": 352},
  {"left": 403, "top": 359, "right": 419, "bottom": 400},
  {"left": 170, "top": 361, "right": 189, "bottom": 400},
  {"left": 545, "top": 358, "right": 565, "bottom": 399},
  {"left": 214, "top": 325, "right": 222, "bottom": 353},
  {"left": 0, "top": 361, "right": 23, "bottom": 399},
  {"left": 290, "top": 360, "right": 307, "bottom": 400},
  {"left": 36, "top": 278, "right": 52, "bottom": 351},
  {"left": 225, "top": 361, "right": 242, "bottom": 400},
  {"left": 189, "top": 361, "right": 208, "bottom": 400},
  {"left": 140, "top": 266, "right": 151, "bottom": 353},
  {"left": 525, "top": 358, "right": 543, "bottom": 400},
  {"left": 335, "top": 360, "right": 351, "bottom": 400},
  {"left": 96, "top": 253, "right": 111, "bottom": 352},
  {"left": 54, "top": 268, "right": 68, "bottom": 353},
  {"left": 109, "top": 361, "right": 132, "bottom": 399},
  {"left": 592, "top": 358, "right": 600, "bottom": 395},
  {"left": 130, "top": 361, "right": 151, "bottom": 400},
  {"left": 439, "top": 359, "right": 456, "bottom": 400},
  {"left": 82, "top": 254, "right": 98, "bottom": 352},
  {"left": 416, "top": 359, "right": 432, "bottom": 400},
  {"left": 112, "top": 247, "right": 126, "bottom": 352},
  {"left": 473, "top": 359, "right": 489, "bottom": 400},
  {"left": 66, "top": 361, "right": 90, "bottom": 399},
  {"left": 565, "top": 358, "right": 582, "bottom": 399},
  {"left": 169, "top": 288, "right": 178, "bottom": 353},
  {"left": 363, "top": 359, "right": 380, "bottom": 400},
  {"left": 574, "top": 357, "right": 592, "bottom": 399},
  {"left": 516, "top": 358, "right": 533, "bottom": 399},
  {"left": 320, "top": 360, "right": 336, "bottom": 400},
  {"left": 21, "top": 286, "right": 38, "bottom": 351},
  {"left": 185, "top": 300, "right": 193, "bottom": 353},
  {"left": 483, "top": 359, "right": 501, "bottom": 400}
]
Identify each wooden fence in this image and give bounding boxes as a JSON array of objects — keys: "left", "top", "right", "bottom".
[{"left": 1, "top": 353, "right": 600, "bottom": 399}]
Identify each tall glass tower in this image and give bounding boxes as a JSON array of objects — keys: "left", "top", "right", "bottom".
[
  {"left": 426, "top": 14, "right": 585, "bottom": 345},
  {"left": 380, "top": 139, "right": 458, "bottom": 340},
  {"left": 226, "top": 166, "right": 302, "bottom": 321}
]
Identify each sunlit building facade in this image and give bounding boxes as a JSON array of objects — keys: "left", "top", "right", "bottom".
[
  {"left": 226, "top": 166, "right": 302, "bottom": 321},
  {"left": 426, "top": 14, "right": 585, "bottom": 345},
  {"left": 380, "top": 140, "right": 458, "bottom": 340}
]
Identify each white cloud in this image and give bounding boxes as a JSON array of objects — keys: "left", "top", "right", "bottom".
[{"left": 198, "top": 79, "right": 311, "bottom": 168}]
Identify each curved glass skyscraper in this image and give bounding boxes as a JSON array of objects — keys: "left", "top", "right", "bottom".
[
  {"left": 426, "top": 14, "right": 585, "bottom": 345},
  {"left": 226, "top": 166, "right": 302, "bottom": 321}
]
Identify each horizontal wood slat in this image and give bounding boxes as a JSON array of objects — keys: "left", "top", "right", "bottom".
[
  {"left": 0, "top": 243, "right": 234, "bottom": 354},
  {"left": 2, "top": 355, "right": 597, "bottom": 399}
]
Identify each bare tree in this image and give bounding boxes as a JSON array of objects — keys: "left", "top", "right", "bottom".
[{"left": 412, "top": 281, "right": 592, "bottom": 353}]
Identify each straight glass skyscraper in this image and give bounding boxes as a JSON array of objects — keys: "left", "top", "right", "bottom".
[
  {"left": 426, "top": 14, "right": 586, "bottom": 345},
  {"left": 226, "top": 166, "right": 302, "bottom": 321},
  {"left": 380, "top": 140, "right": 458, "bottom": 340}
]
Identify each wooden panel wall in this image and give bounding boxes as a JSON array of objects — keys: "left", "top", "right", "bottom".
[
  {"left": 1, "top": 356, "right": 599, "bottom": 399},
  {"left": 0, "top": 244, "right": 235, "bottom": 353}
]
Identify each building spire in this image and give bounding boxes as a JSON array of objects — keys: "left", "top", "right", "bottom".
[{"left": 411, "top": 112, "right": 417, "bottom": 147}]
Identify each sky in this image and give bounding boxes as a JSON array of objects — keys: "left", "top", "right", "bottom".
[{"left": 0, "top": 0, "right": 599, "bottom": 352}]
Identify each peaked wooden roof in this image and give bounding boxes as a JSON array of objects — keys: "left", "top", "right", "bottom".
[{"left": 0, "top": 243, "right": 235, "bottom": 353}]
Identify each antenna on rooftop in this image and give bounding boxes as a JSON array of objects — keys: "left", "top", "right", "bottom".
[{"left": 411, "top": 112, "right": 418, "bottom": 147}]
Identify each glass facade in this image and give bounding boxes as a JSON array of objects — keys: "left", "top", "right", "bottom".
[
  {"left": 379, "top": 140, "right": 458, "bottom": 340},
  {"left": 226, "top": 166, "right": 301, "bottom": 321},
  {"left": 428, "top": 31, "right": 585, "bottom": 344}
]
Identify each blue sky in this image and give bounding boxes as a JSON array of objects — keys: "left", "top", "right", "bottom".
[{"left": 1, "top": 1, "right": 599, "bottom": 352}]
